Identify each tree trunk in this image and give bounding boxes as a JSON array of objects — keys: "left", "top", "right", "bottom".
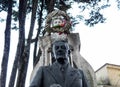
[
  {"left": 16, "top": 0, "right": 38, "bottom": 87},
  {"left": 33, "top": 0, "right": 44, "bottom": 67},
  {"left": 1, "top": 0, "right": 12, "bottom": 87},
  {"left": 45, "top": 0, "right": 55, "bottom": 13},
  {"left": 8, "top": 0, "right": 27, "bottom": 87}
]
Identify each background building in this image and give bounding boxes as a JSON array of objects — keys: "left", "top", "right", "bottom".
[{"left": 95, "top": 63, "right": 120, "bottom": 87}]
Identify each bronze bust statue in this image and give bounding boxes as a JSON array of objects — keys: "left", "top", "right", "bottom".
[{"left": 29, "top": 40, "right": 89, "bottom": 87}]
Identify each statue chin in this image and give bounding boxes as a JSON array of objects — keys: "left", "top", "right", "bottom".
[{"left": 57, "top": 57, "right": 67, "bottom": 65}]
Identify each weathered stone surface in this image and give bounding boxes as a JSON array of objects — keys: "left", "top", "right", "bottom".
[{"left": 67, "top": 33, "right": 97, "bottom": 87}]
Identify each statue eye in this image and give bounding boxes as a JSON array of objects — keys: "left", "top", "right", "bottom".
[
  {"left": 55, "top": 21, "right": 57, "bottom": 24},
  {"left": 58, "top": 21, "right": 61, "bottom": 24},
  {"left": 61, "top": 45, "right": 66, "bottom": 49},
  {"left": 55, "top": 46, "right": 59, "bottom": 50}
]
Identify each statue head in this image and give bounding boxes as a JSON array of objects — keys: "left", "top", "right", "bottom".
[
  {"left": 45, "top": 10, "right": 71, "bottom": 34},
  {"left": 50, "top": 16, "right": 66, "bottom": 29},
  {"left": 51, "top": 40, "right": 70, "bottom": 64}
]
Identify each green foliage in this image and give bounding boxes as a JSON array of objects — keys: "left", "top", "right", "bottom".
[
  {"left": 12, "top": 10, "right": 18, "bottom": 21},
  {"left": 11, "top": 23, "right": 18, "bottom": 30},
  {"left": 0, "top": 0, "right": 119, "bottom": 30},
  {"left": 0, "top": 17, "right": 5, "bottom": 22},
  {"left": 116, "top": 0, "right": 120, "bottom": 9},
  {"left": 68, "top": 0, "right": 111, "bottom": 27},
  {"left": 85, "top": 11, "right": 106, "bottom": 27},
  {"left": 0, "top": 0, "right": 8, "bottom": 11},
  {"left": 0, "top": 0, "right": 16, "bottom": 11}
]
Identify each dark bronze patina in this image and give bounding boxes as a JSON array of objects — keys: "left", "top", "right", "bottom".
[{"left": 29, "top": 41, "right": 89, "bottom": 87}]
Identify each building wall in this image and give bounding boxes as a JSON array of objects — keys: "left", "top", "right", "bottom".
[
  {"left": 97, "top": 85, "right": 114, "bottom": 87},
  {"left": 107, "top": 65, "right": 120, "bottom": 87},
  {"left": 96, "top": 64, "right": 120, "bottom": 87},
  {"left": 96, "top": 65, "right": 109, "bottom": 85}
]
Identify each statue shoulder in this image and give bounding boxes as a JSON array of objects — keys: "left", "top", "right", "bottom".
[
  {"left": 77, "top": 69, "right": 85, "bottom": 76},
  {"left": 72, "top": 68, "right": 84, "bottom": 77},
  {"left": 40, "top": 65, "right": 51, "bottom": 71},
  {"left": 78, "top": 69, "right": 84, "bottom": 73}
]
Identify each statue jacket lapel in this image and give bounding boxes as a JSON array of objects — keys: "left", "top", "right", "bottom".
[
  {"left": 65, "top": 66, "right": 89, "bottom": 87},
  {"left": 46, "top": 62, "right": 83, "bottom": 87},
  {"left": 65, "top": 65, "right": 82, "bottom": 87},
  {"left": 46, "top": 62, "right": 66, "bottom": 86}
]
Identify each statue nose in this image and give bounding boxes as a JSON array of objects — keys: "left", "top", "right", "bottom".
[
  {"left": 57, "top": 50, "right": 65, "bottom": 55},
  {"left": 56, "top": 47, "right": 62, "bottom": 51}
]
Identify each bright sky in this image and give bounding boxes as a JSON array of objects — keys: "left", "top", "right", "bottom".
[
  {"left": 0, "top": 0, "right": 120, "bottom": 86},
  {"left": 71, "top": 1, "right": 120, "bottom": 71}
]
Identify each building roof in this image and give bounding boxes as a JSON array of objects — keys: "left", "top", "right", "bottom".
[{"left": 95, "top": 63, "right": 120, "bottom": 73}]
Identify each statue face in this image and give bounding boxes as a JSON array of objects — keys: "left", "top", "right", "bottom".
[
  {"left": 51, "top": 16, "right": 66, "bottom": 28},
  {"left": 52, "top": 41, "right": 70, "bottom": 64},
  {"left": 45, "top": 10, "right": 71, "bottom": 34},
  {"left": 52, "top": 18, "right": 63, "bottom": 27}
]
